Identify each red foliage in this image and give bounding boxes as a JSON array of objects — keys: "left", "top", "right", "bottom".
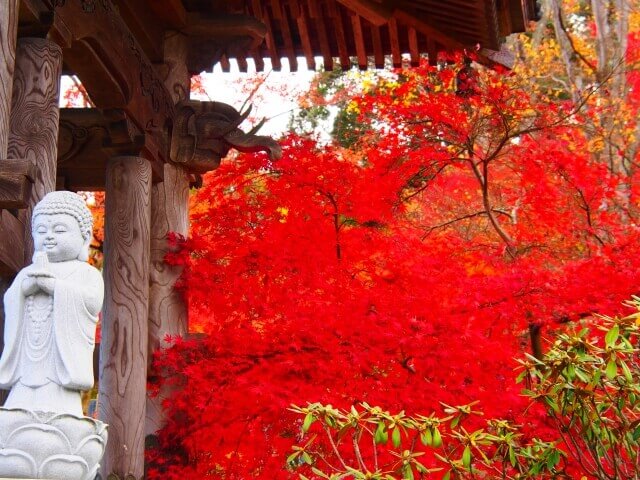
[{"left": 147, "top": 60, "right": 640, "bottom": 479}]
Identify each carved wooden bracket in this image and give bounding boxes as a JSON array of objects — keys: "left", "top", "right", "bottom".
[
  {"left": 57, "top": 108, "right": 150, "bottom": 190},
  {"left": 170, "top": 101, "right": 281, "bottom": 174},
  {"left": 0, "top": 159, "right": 36, "bottom": 209}
]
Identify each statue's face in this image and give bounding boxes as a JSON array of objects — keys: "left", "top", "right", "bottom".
[{"left": 33, "top": 213, "right": 85, "bottom": 262}]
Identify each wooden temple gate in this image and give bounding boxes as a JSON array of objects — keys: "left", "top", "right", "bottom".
[{"left": 0, "top": 0, "right": 536, "bottom": 477}]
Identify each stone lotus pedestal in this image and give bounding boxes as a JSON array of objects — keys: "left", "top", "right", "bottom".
[{"left": 0, "top": 408, "right": 107, "bottom": 480}]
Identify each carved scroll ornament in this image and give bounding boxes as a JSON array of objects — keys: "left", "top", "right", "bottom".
[{"left": 170, "top": 101, "right": 281, "bottom": 174}]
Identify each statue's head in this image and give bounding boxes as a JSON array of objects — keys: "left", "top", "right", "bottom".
[{"left": 31, "top": 191, "right": 93, "bottom": 262}]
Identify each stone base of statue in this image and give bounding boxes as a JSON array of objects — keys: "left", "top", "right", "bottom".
[{"left": 0, "top": 408, "right": 107, "bottom": 480}]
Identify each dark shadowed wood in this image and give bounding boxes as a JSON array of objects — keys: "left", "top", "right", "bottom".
[
  {"left": 0, "top": 210, "right": 24, "bottom": 276},
  {"left": 112, "top": 0, "right": 165, "bottom": 62},
  {"left": 147, "top": 0, "right": 187, "bottom": 29},
  {"left": 8, "top": 38, "right": 62, "bottom": 265},
  {"left": 146, "top": 162, "right": 189, "bottom": 435},
  {"left": 336, "top": 0, "right": 393, "bottom": 26},
  {"left": 155, "top": 32, "right": 190, "bottom": 104},
  {"left": 0, "top": 0, "right": 18, "bottom": 159},
  {"left": 393, "top": 9, "right": 466, "bottom": 52},
  {"left": 237, "top": 52, "right": 249, "bottom": 72},
  {"left": 50, "top": 1, "right": 174, "bottom": 156},
  {"left": 0, "top": 159, "right": 35, "bottom": 209},
  {"left": 351, "top": 14, "right": 368, "bottom": 69},
  {"left": 100, "top": 156, "right": 151, "bottom": 479}
]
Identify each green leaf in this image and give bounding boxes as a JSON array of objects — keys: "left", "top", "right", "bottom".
[
  {"left": 375, "top": 422, "right": 388, "bottom": 444},
  {"left": 403, "top": 465, "right": 415, "bottom": 480},
  {"left": 462, "top": 446, "right": 471, "bottom": 468},
  {"left": 432, "top": 428, "right": 442, "bottom": 448},
  {"left": 392, "top": 426, "right": 401, "bottom": 448},
  {"left": 605, "top": 325, "right": 619, "bottom": 346},
  {"left": 302, "top": 412, "right": 314, "bottom": 433},
  {"left": 421, "top": 428, "right": 433, "bottom": 446},
  {"left": 301, "top": 452, "right": 313, "bottom": 465},
  {"left": 606, "top": 359, "right": 617, "bottom": 379},
  {"left": 442, "top": 472, "right": 451, "bottom": 480}
]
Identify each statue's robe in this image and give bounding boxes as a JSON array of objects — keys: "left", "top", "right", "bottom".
[{"left": 0, "top": 260, "right": 103, "bottom": 414}]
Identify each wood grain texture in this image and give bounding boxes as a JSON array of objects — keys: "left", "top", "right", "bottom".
[
  {"left": 7, "top": 38, "right": 62, "bottom": 265},
  {"left": 146, "top": 162, "right": 189, "bottom": 435},
  {"left": 100, "top": 156, "right": 151, "bottom": 479},
  {"left": 0, "top": 209, "right": 24, "bottom": 276},
  {"left": 0, "top": 0, "right": 18, "bottom": 159}
]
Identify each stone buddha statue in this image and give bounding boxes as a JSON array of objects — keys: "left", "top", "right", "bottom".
[{"left": 0, "top": 190, "right": 104, "bottom": 416}]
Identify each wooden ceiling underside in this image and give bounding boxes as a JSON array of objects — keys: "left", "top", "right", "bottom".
[{"left": 185, "top": 0, "right": 538, "bottom": 72}]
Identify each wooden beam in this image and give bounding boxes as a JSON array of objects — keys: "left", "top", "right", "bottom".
[
  {"left": 335, "top": 0, "right": 393, "bottom": 26},
  {"left": 388, "top": 17, "right": 402, "bottom": 68},
  {"left": 0, "top": 210, "right": 24, "bottom": 276},
  {"left": 0, "top": 0, "right": 18, "bottom": 159},
  {"left": 328, "top": 0, "right": 351, "bottom": 70},
  {"left": 147, "top": 0, "right": 187, "bottom": 28},
  {"left": 112, "top": 0, "right": 165, "bottom": 62},
  {"left": 350, "top": 14, "right": 368, "bottom": 69},
  {"left": 309, "top": 0, "right": 333, "bottom": 71},
  {"left": 0, "top": 159, "right": 35, "bottom": 209},
  {"left": 408, "top": 26, "right": 420, "bottom": 66},
  {"left": 295, "top": 0, "right": 316, "bottom": 70},
  {"left": 49, "top": 1, "right": 174, "bottom": 159},
  {"left": 100, "top": 155, "right": 151, "bottom": 478}
]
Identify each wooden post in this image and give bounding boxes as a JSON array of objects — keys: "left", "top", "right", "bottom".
[
  {"left": 146, "top": 32, "right": 191, "bottom": 436},
  {"left": 100, "top": 156, "right": 152, "bottom": 479},
  {"left": 146, "top": 162, "right": 189, "bottom": 435},
  {"left": 0, "top": 0, "right": 19, "bottom": 406},
  {"left": 7, "top": 37, "right": 63, "bottom": 265},
  {"left": 0, "top": 0, "right": 19, "bottom": 159}
]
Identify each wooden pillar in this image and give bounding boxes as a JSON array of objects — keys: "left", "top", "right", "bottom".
[
  {"left": 100, "top": 156, "right": 152, "bottom": 479},
  {"left": 146, "top": 31, "right": 191, "bottom": 435},
  {"left": 7, "top": 37, "right": 63, "bottom": 264},
  {"left": 0, "top": 0, "right": 19, "bottom": 406},
  {"left": 0, "top": 0, "right": 19, "bottom": 158},
  {"left": 146, "top": 162, "right": 189, "bottom": 435}
]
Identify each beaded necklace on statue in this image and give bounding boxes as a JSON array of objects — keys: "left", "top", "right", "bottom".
[{"left": 25, "top": 294, "right": 54, "bottom": 360}]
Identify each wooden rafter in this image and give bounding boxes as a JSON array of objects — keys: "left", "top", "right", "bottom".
[
  {"left": 328, "top": 0, "right": 351, "bottom": 70},
  {"left": 408, "top": 26, "right": 420, "bottom": 66},
  {"left": 388, "top": 17, "right": 402, "bottom": 67},
  {"left": 274, "top": 0, "right": 298, "bottom": 71},
  {"left": 253, "top": 0, "right": 282, "bottom": 71},
  {"left": 371, "top": 25, "right": 384, "bottom": 69},
  {"left": 351, "top": 13, "right": 368, "bottom": 69},
  {"left": 309, "top": 0, "right": 333, "bottom": 71},
  {"left": 335, "top": 0, "right": 393, "bottom": 26},
  {"left": 294, "top": 0, "right": 316, "bottom": 70}
]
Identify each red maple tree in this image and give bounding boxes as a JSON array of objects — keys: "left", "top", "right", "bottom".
[{"left": 146, "top": 48, "right": 640, "bottom": 479}]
